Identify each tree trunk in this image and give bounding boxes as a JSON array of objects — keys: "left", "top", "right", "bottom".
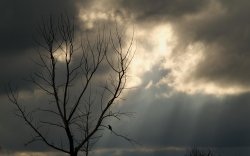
[{"left": 70, "top": 152, "right": 77, "bottom": 156}]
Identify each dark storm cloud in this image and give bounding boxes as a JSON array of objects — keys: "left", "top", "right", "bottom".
[
  {"left": 173, "top": 0, "right": 250, "bottom": 88},
  {"left": 0, "top": 0, "right": 88, "bottom": 53},
  {"left": 119, "top": 0, "right": 209, "bottom": 21},
  {"left": 0, "top": 0, "right": 91, "bottom": 94},
  {"left": 0, "top": 0, "right": 91, "bottom": 151}
]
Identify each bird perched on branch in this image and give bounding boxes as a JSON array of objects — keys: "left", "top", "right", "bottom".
[{"left": 108, "top": 125, "right": 112, "bottom": 131}]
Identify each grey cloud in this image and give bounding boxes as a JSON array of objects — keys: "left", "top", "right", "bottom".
[
  {"left": 173, "top": 0, "right": 250, "bottom": 88},
  {"left": 0, "top": 0, "right": 91, "bottom": 94},
  {"left": 0, "top": 0, "right": 87, "bottom": 53},
  {"left": 119, "top": 0, "right": 209, "bottom": 22},
  {"left": 103, "top": 90, "right": 250, "bottom": 150},
  {"left": 0, "top": 0, "right": 131, "bottom": 95}
]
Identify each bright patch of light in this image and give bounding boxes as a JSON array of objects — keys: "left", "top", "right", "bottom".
[
  {"left": 53, "top": 47, "right": 70, "bottom": 62},
  {"left": 80, "top": 11, "right": 110, "bottom": 29},
  {"left": 145, "top": 80, "right": 153, "bottom": 89},
  {"left": 127, "top": 23, "right": 177, "bottom": 88},
  {"left": 127, "top": 23, "right": 247, "bottom": 96},
  {"left": 160, "top": 43, "right": 205, "bottom": 94},
  {"left": 158, "top": 42, "right": 250, "bottom": 96},
  {"left": 78, "top": 0, "right": 124, "bottom": 29}
]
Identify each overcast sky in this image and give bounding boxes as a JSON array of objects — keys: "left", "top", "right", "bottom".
[{"left": 1, "top": 0, "right": 250, "bottom": 156}]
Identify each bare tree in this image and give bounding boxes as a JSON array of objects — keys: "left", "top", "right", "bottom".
[
  {"left": 185, "top": 147, "right": 215, "bottom": 156},
  {"left": 8, "top": 15, "right": 135, "bottom": 156}
]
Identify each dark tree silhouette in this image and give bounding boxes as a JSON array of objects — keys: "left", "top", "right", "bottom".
[
  {"left": 185, "top": 147, "right": 215, "bottom": 156},
  {"left": 8, "top": 15, "right": 135, "bottom": 156}
]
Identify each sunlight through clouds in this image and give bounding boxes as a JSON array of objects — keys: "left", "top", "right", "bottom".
[
  {"left": 161, "top": 41, "right": 250, "bottom": 96},
  {"left": 53, "top": 46, "right": 71, "bottom": 62},
  {"left": 78, "top": 0, "right": 126, "bottom": 29},
  {"left": 128, "top": 21, "right": 249, "bottom": 96},
  {"left": 127, "top": 23, "right": 176, "bottom": 88}
]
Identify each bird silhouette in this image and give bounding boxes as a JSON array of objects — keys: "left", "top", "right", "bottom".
[{"left": 108, "top": 125, "right": 112, "bottom": 131}]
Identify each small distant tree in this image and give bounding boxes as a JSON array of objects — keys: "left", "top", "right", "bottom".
[
  {"left": 185, "top": 147, "right": 215, "bottom": 156},
  {"left": 8, "top": 15, "right": 135, "bottom": 156}
]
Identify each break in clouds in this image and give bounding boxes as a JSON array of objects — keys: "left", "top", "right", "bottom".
[{"left": 117, "top": 0, "right": 250, "bottom": 95}]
